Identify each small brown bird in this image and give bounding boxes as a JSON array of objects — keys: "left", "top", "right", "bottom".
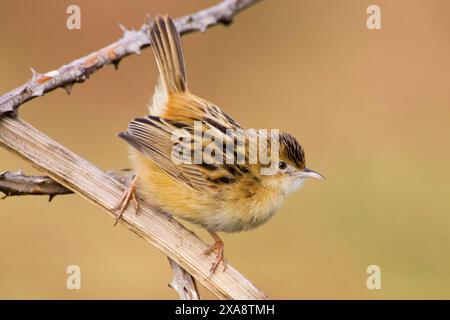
[{"left": 117, "top": 15, "right": 324, "bottom": 274}]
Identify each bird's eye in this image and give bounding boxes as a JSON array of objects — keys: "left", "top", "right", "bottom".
[{"left": 278, "top": 161, "right": 287, "bottom": 170}]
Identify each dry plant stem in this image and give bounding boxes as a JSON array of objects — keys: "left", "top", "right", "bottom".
[
  {"left": 0, "top": 115, "right": 267, "bottom": 300},
  {"left": 168, "top": 257, "right": 200, "bottom": 300},
  {"left": 0, "top": 0, "right": 262, "bottom": 115}
]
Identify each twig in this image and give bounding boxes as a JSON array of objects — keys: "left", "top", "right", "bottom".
[
  {"left": 0, "top": 0, "right": 261, "bottom": 115},
  {"left": 0, "top": 115, "right": 267, "bottom": 300},
  {"left": 168, "top": 258, "right": 200, "bottom": 300},
  {"left": 0, "top": 169, "right": 133, "bottom": 199}
]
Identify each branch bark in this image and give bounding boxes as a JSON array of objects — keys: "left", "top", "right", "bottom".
[
  {"left": 0, "top": 169, "right": 133, "bottom": 198},
  {"left": 0, "top": 115, "right": 267, "bottom": 300},
  {"left": 0, "top": 0, "right": 261, "bottom": 115}
]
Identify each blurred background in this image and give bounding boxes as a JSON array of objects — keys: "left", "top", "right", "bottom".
[{"left": 0, "top": 0, "right": 449, "bottom": 299}]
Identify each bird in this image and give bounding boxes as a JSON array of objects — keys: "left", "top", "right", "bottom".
[{"left": 116, "top": 14, "right": 324, "bottom": 274}]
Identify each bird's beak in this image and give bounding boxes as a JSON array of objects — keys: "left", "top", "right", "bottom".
[{"left": 297, "top": 167, "right": 325, "bottom": 180}]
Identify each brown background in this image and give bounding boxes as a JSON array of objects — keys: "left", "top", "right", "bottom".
[{"left": 1, "top": 0, "right": 449, "bottom": 299}]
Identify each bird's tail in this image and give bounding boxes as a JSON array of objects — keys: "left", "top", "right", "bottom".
[{"left": 149, "top": 15, "right": 187, "bottom": 95}]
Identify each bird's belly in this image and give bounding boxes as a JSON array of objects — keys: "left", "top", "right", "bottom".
[
  {"left": 176, "top": 185, "right": 284, "bottom": 233},
  {"left": 201, "top": 199, "right": 283, "bottom": 233},
  {"left": 130, "top": 150, "right": 284, "bottom": 233}
]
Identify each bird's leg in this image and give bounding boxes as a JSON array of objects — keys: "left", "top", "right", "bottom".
[
  {"left": 203, "top": 230, "right": 227, "bottom": 275},
  {"left": 113, "top": 175, "right": 139, "bottom": 226}
]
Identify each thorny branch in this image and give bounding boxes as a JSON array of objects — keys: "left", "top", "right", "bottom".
[
  {"left": 0, "top": 0, "right": 261, "bottom": 115},
  {"left": 0, "top": 169, "right": 133, "bottom": 199}
]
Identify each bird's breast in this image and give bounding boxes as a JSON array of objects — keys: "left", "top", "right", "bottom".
[
  {"left": 202, "top": 186, "right": 285, "bottom": 233},
  {"left": 130, "top": 149, "right": 285, "bottom": 233}
]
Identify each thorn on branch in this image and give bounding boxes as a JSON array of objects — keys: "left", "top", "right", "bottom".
[
  {"left": 30, "top": 68, "right": 42, "bottom": 81},
  {"left": 118, "top": 23, "right": 128, "bottom": 33},
  {"left": 119, "top": 26, "right": 143, "bottom": 54},
  {"left": 122, "top": 29, "right": 143, "bottom": 55},
  {"left": 63, "top": 83, "right": 74, "bottom": 95},
  {"left": 218, "top": 16, "right": 234, "bottom": 26},
  {"left": 112, "top": 59, "right": 121, "bottom": 70},
  {"left": 28, "top": 69, "right": 47, "bottom": 97}
]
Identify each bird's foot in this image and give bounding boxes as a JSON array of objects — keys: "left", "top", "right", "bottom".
[
  {"left": 113, "top": 175, "right": 139, "bottom": 226},
  {"left": 203, "top": 231, "right": 227, "bottom": 276}
]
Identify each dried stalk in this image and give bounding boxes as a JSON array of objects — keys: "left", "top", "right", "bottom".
[{"left": 168, "top": 258, "right": 200, "bottom": 300}]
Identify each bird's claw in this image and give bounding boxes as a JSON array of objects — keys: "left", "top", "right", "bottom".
[
  {"left": 203, "top": 232, "right": 227, "bottom": 276},
  {"left": 113, "top": 176, "right": 138, "bottom": 226}
]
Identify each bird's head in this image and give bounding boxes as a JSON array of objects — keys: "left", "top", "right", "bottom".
[{"left": 262, "top": 132, "right": 324, "bottom": 195}]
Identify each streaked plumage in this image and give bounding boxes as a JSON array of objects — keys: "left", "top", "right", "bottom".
[{"left": 118, "top": 15, "right": 323, "bottom": 273}]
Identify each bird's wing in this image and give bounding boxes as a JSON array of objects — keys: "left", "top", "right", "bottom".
[
  {"left": 122, "top": 14, "right": 253, "bottom": 190},
  {"left": 118, "top": 115, "right": 202, "bottom": 190},
  {"left": 118, "top": 107, "right": 249, "bottom": 191}
]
